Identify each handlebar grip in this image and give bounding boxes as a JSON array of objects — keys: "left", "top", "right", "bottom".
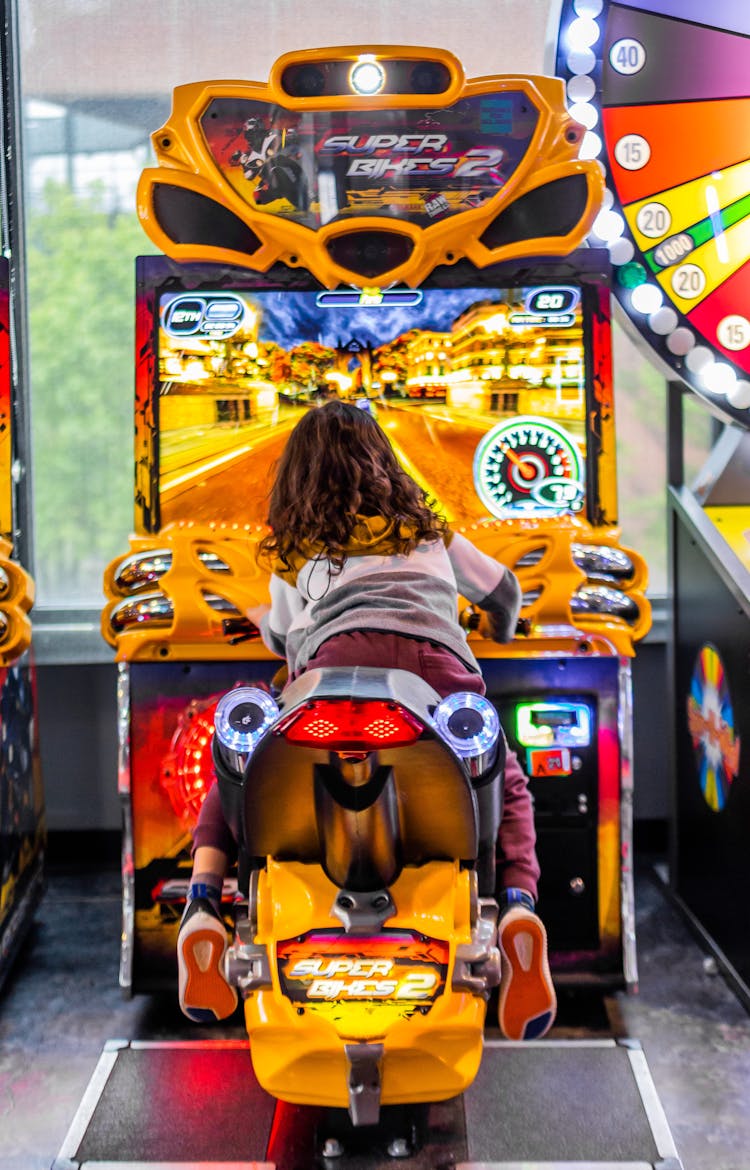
[
  {"left": 221, "top": 616, "right": 259, "bottom": 644},
  {"left": 459, "top": 606, "right": 481, "bottom": 631},
  {"left": 461, "top": 607, "right": 531, "bottom": 638}
]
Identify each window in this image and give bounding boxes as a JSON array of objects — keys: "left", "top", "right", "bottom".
[{"left": 20, "top": 0, "right": 676, "bottom": 611}]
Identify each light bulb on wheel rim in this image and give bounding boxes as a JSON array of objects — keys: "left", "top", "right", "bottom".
[{"left": 631, "top": 283, "right": 663, "bottom": 315}]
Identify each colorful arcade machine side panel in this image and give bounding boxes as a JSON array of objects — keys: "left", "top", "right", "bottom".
[
  {"left": 671, "top": 510, "right": 750, "bottom": 1000},
  {"left": 0, "top": 658, "right": 44, "bottom": 987},
  {"left": 668, "top": 418, "right": 750, "bottom": 1002},
  {"left": 0, "top": 258, "right": 45, "bottom": 991},
  {"left": 118, "top": 658, "right": 279, "bottom": 993}
]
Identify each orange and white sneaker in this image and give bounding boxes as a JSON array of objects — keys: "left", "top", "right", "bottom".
[
  {"left": 177, "top": 897, "right": 238, "bottom": 1023},
  {"left": 497, "top": 904, "right": 556, "bottom": 1040}
]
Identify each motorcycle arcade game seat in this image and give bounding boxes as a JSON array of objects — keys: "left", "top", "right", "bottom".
[{"left": 214, "top": 665, "right": 506, "bottom": 1128}]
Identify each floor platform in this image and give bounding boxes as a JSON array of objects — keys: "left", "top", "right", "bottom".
[{"left": 52, "top": 1037, "right": 683, "bottom": 1170}]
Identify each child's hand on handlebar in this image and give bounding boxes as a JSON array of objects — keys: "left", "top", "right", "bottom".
[
  {"left": 459, "top": 606, "right": 492, "bottom": 638},
  {"left": 222, "top": 604, "right": 270, "bottom": 644},
  {"left": 475, "top": 612, "right": 496, "bottom": 640},
  {"left": 460, "top": 605, "right": 528, "bottom": 640}
]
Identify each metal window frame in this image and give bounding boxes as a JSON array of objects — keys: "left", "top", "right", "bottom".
[{"left": 1, "top": 0, "right": 34, "bottom": 571}]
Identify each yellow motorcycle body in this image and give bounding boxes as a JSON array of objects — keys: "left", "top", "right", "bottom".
[{"left": 217, "top": 666, "right": 503, "bottom": 1124}]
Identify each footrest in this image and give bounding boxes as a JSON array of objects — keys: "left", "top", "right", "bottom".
[{"left": 53, "top": 1038, "right": 682, "bottom": 1169}]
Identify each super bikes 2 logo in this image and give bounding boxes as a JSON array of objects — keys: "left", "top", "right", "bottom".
[
  {"left": 283, "top": 956, "right": 441, "bottom": 1001},
  {"left": 318, "top": 133, "right": 504, "bottom": 181},
  {"left": 277, "top": 932, "right": 449, "bottom": 1004}
]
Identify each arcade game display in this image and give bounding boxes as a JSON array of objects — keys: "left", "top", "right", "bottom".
[
  {"left": 0, "top": 258, "right": 44, "bottom": 992},
  {"left": 551, "top": 0, "right": 750, "bottom": 1005},
  {"left": 72, "top": 43, "right": 692, "bottom": 1170},
  {"left": 102, "top": 45, "right": 652, "bottom": 1005}
]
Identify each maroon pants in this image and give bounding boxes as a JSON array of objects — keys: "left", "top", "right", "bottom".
[
  {"left": 194, "top": 632, "right": 540, "bottom": 898},
  {"left": 301, "top": 631, "right": 487, "bottom": 696}
]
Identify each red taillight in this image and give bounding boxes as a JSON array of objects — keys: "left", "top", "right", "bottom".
[{"left": 281, "top": 699, "right": 424, "bottom": 750}]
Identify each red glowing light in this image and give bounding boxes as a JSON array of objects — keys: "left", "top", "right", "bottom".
[
  {"left": 281, "top": 699, "right": 423, "bottom": 751},
  {"left": 160, "top": 696, "right": 220, "bottom": 823}
]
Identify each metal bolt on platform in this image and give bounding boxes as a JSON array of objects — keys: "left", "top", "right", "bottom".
[{"left": 321, "top": 1136, "right": 345, "bottom": 1159}]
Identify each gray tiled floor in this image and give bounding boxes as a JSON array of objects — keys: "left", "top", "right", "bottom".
[
  {"left": 613, "top": 871, "right": 750, "bottom": 1170},
  {"left": 1, "top": 861, "right": 749, "bottom": 1170}
]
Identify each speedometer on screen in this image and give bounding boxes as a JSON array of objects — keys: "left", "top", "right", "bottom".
[{"left": 473, "top": 416, "right": 585, "bottom": 518}]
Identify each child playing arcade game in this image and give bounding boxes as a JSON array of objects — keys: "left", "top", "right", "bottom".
[{"left": 178, "top": 400, "right": 556, "bottom": 1041}]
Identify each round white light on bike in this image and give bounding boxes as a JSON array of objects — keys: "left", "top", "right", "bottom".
[
  {"left": 350, "top": 57, "right": 386, "bottom": 95},
  {"left": 214, "top": 687, "right": 279, "bottom": 754},
  {"left": 433, "top": 692, "right": 500, "bottom": 759}
]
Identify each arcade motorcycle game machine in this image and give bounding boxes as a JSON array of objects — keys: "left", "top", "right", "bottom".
[
  {"left": 69, "top": 45, "right": 690, "bottom": 1170},
  {"left": 101, "top": 45, "right": 655, "bottom": 1001},
  {"left": 0, "top": 1, "right": 45, "bottom": 994},
  {"left": 551, "top": 0, "right": 750, "bottom": 1006}
]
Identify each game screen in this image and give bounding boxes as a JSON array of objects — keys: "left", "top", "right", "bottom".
[{"left": 153, "top": 282, "right": 590, "bottom": 530}]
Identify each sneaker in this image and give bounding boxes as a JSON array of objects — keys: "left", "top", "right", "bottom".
[
  {"left": 177, "top": 896, "right": 238, "bottom": 1023},
  {"left": 497, "top": 905, "right": 556, "bottom": 1040}
]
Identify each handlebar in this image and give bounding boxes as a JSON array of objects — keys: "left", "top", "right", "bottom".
[
  {"left": 459, "top": 607, "right": 481, "bottom": 632},
  {"left": 226, "top": 609, "right": 530, "bottom": 646},
  {"left": 460, "top": 606, "right": 530, "bottom": 638},
  {"left": 222, "top": 616, "right": 260, "bottom": 645}
]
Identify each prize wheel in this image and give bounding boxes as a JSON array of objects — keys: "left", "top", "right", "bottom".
[{"left": 550, "top": 0, "right": 750, "bottom": 423}]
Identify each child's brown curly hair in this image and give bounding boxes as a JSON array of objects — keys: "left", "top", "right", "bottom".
[{"left": 258, "top": 400, "right": 446, "bottom": 572}]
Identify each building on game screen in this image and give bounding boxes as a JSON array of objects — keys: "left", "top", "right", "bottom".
[
  {"left": 402, "top": 329, "right": 453, "bottom": 400},
  {"left": 158, "top": 302, "right": 279, "bottom": 432},
  {"left": 388, "top": 299, "right": 585, "bottom": 420}
]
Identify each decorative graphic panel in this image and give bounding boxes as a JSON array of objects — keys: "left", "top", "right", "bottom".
[
  {"left": 200, "top": 94, "right": 539, "bottom": 229},
  {"left": 687, "top": 643, "right": 740, "bottom": 811}
]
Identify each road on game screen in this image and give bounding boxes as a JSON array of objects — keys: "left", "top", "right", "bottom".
[{"left": 158, "top": 401, "right": 490, "bottom": 528}]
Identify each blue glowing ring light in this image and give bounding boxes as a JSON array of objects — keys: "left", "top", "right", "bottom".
[
  {"left": 214, "top": 687, "right": 280, "bottom": 754},
  {"left": 433, "top": 692, "right": 501, "bottom": 759}
]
